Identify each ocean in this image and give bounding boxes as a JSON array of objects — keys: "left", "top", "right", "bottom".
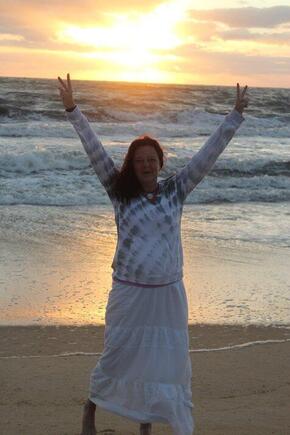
[{"left": 0, "top": 77, "right": 289, "bottom": 326}]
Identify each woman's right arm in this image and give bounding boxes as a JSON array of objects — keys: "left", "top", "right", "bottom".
[{"left": 58, "top": 73, "right": 119, "bottom": 200}]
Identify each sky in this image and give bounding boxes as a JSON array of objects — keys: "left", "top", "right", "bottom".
[{"left": 0, "top": 0, "right": 290, "bottom": 87}]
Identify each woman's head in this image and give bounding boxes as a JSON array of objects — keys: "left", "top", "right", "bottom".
[
  {"left": 112, "top": 135, "right": 164, "bottom": 204},
  {"left": 129, "top": 136, "right": 163, "bottom": 186}
]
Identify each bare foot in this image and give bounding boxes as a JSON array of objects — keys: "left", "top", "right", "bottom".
[
  {"left": 80, "top": 400, "right": 97, "bottom": 435},
  {"left": 140, "top": 423, "right": 152, "bottom": 435}
]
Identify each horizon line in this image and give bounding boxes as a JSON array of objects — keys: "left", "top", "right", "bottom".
[{"left": 1, "top": 74, "right": 289, "bottom": 90}]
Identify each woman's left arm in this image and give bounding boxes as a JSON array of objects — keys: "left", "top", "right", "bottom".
[{"left": 175, "top": 83, "right": 249, "bottom": 203}]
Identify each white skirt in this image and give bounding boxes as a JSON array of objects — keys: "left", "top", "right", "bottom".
[{"left": 89, "top": 279, "right": 194, "bottom": 435}]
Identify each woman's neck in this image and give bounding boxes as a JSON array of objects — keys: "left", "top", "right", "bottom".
[{"left": 141, "top": 181, "right": 158, "bottom": 193}]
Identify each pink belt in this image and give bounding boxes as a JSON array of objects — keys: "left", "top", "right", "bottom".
[{"left": 113, "top": 277, "right": 180, "bottom": 288}]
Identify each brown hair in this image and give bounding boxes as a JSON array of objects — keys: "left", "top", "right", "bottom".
[{"left": 112, "top": 135, "right": 164, "bottom": 204}]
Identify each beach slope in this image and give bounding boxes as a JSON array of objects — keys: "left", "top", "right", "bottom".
[{"left": 0, "top": 324, "right": 289, "bottom": 435}]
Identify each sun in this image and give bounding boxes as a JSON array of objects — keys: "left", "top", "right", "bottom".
[{"left": 56, "top": 1, "right": 188, "bottom": 83}]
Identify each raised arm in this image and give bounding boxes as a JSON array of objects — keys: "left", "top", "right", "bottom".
[
  {"left": 176, "top": 83, "right": 249, "bottom": 203},
  {"left": 58, "top": 73, "right": 119, "bottom": 201}
]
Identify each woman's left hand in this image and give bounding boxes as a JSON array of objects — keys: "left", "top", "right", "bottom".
[{"left": 234, "top": 83, "right": 249, "bottom": 114}]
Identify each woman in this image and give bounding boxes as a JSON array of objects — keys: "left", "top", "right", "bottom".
[{"left": 57, "top": 74, "right": 248, "bottom": 435}]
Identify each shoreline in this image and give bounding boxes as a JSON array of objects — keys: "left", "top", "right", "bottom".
[
  {"left": 1, "top": 324, "right": 289, "bottom": 434},
  {"left": 1, "top": 324, "right": 290, "bottom": 357}
]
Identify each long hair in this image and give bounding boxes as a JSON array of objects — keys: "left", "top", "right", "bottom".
[{"left": 112, "top": 135, "right": 164, "bottom": 204}]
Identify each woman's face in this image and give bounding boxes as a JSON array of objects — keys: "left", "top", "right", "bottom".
[{"left": 132, "top": 145, "right": 161, "bottom": 188}]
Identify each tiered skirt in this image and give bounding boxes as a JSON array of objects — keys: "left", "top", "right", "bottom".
[{"left": 89, "top": 279, "right": 194, "bottom": 435}]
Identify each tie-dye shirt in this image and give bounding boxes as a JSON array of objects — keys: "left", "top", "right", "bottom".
[{"left": 66, "top": 106, "right": 244, "bottom": 285}]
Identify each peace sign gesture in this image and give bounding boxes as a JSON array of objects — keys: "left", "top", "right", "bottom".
[
  {"left": 234, "top": 83, "right": 249, "bottom": 114},
  {"left": 57, "top": 73, "right": 75, "bottom": 110}
]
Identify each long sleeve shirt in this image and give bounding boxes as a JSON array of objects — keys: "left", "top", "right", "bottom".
[{"left": 66, "top": 106, "right": 244, "bottom": 285}]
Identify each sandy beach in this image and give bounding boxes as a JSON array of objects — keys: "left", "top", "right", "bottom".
[{"left": 0, "top": 324, "right": 289, "bottom": 435}]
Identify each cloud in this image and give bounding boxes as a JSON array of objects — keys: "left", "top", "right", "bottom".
[
  {"left": 180, "top": 6, "right": 290, "bottom": 50},
  {"left": 171, "top": 43, "right": 290, "bottom": 76},
  {"left": 0, "top": 0, "right": 162, "bottom": 28},
  {"left": 176, "top": 19, "right": 219, "bottom": 42},
  {"left": 1, "top": 1, "right": 290, "bottom": 87},
  {"left": 217, "top": 28, "right": 290, "bottom": 46},
  {"left": 189, "top": 6, "right": 290, "bottom": 29},
  {"left": 0, "top": 33, "right": 24, "bottom": 42},
  {"left": 0, "top": 0, "right": 161, "bottom": 47},
  {"left": 0, "top": 0, "right": 159, "bottom": 24}
]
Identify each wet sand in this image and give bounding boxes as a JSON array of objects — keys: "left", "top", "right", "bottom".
[{"left": 0, "top": 324, "right": 289, "bottom": 434}]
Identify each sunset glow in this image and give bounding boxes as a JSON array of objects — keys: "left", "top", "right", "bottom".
[
  {"left": 58, "top": 2, "right": 183, "bottom": 50},
  {"left": 0, "top": 0, "right": 290, "bottom": 87},
  {"left": 55, "top": 1, "right": 185, "bottom": 83}
]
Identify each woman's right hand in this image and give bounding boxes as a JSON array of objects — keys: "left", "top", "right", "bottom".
[
  {"left": 57, "top": 73, "right": 76, "bottom": 110},
  {"left": 234, "top": 83, "right": 248, "bottom": 114}
]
